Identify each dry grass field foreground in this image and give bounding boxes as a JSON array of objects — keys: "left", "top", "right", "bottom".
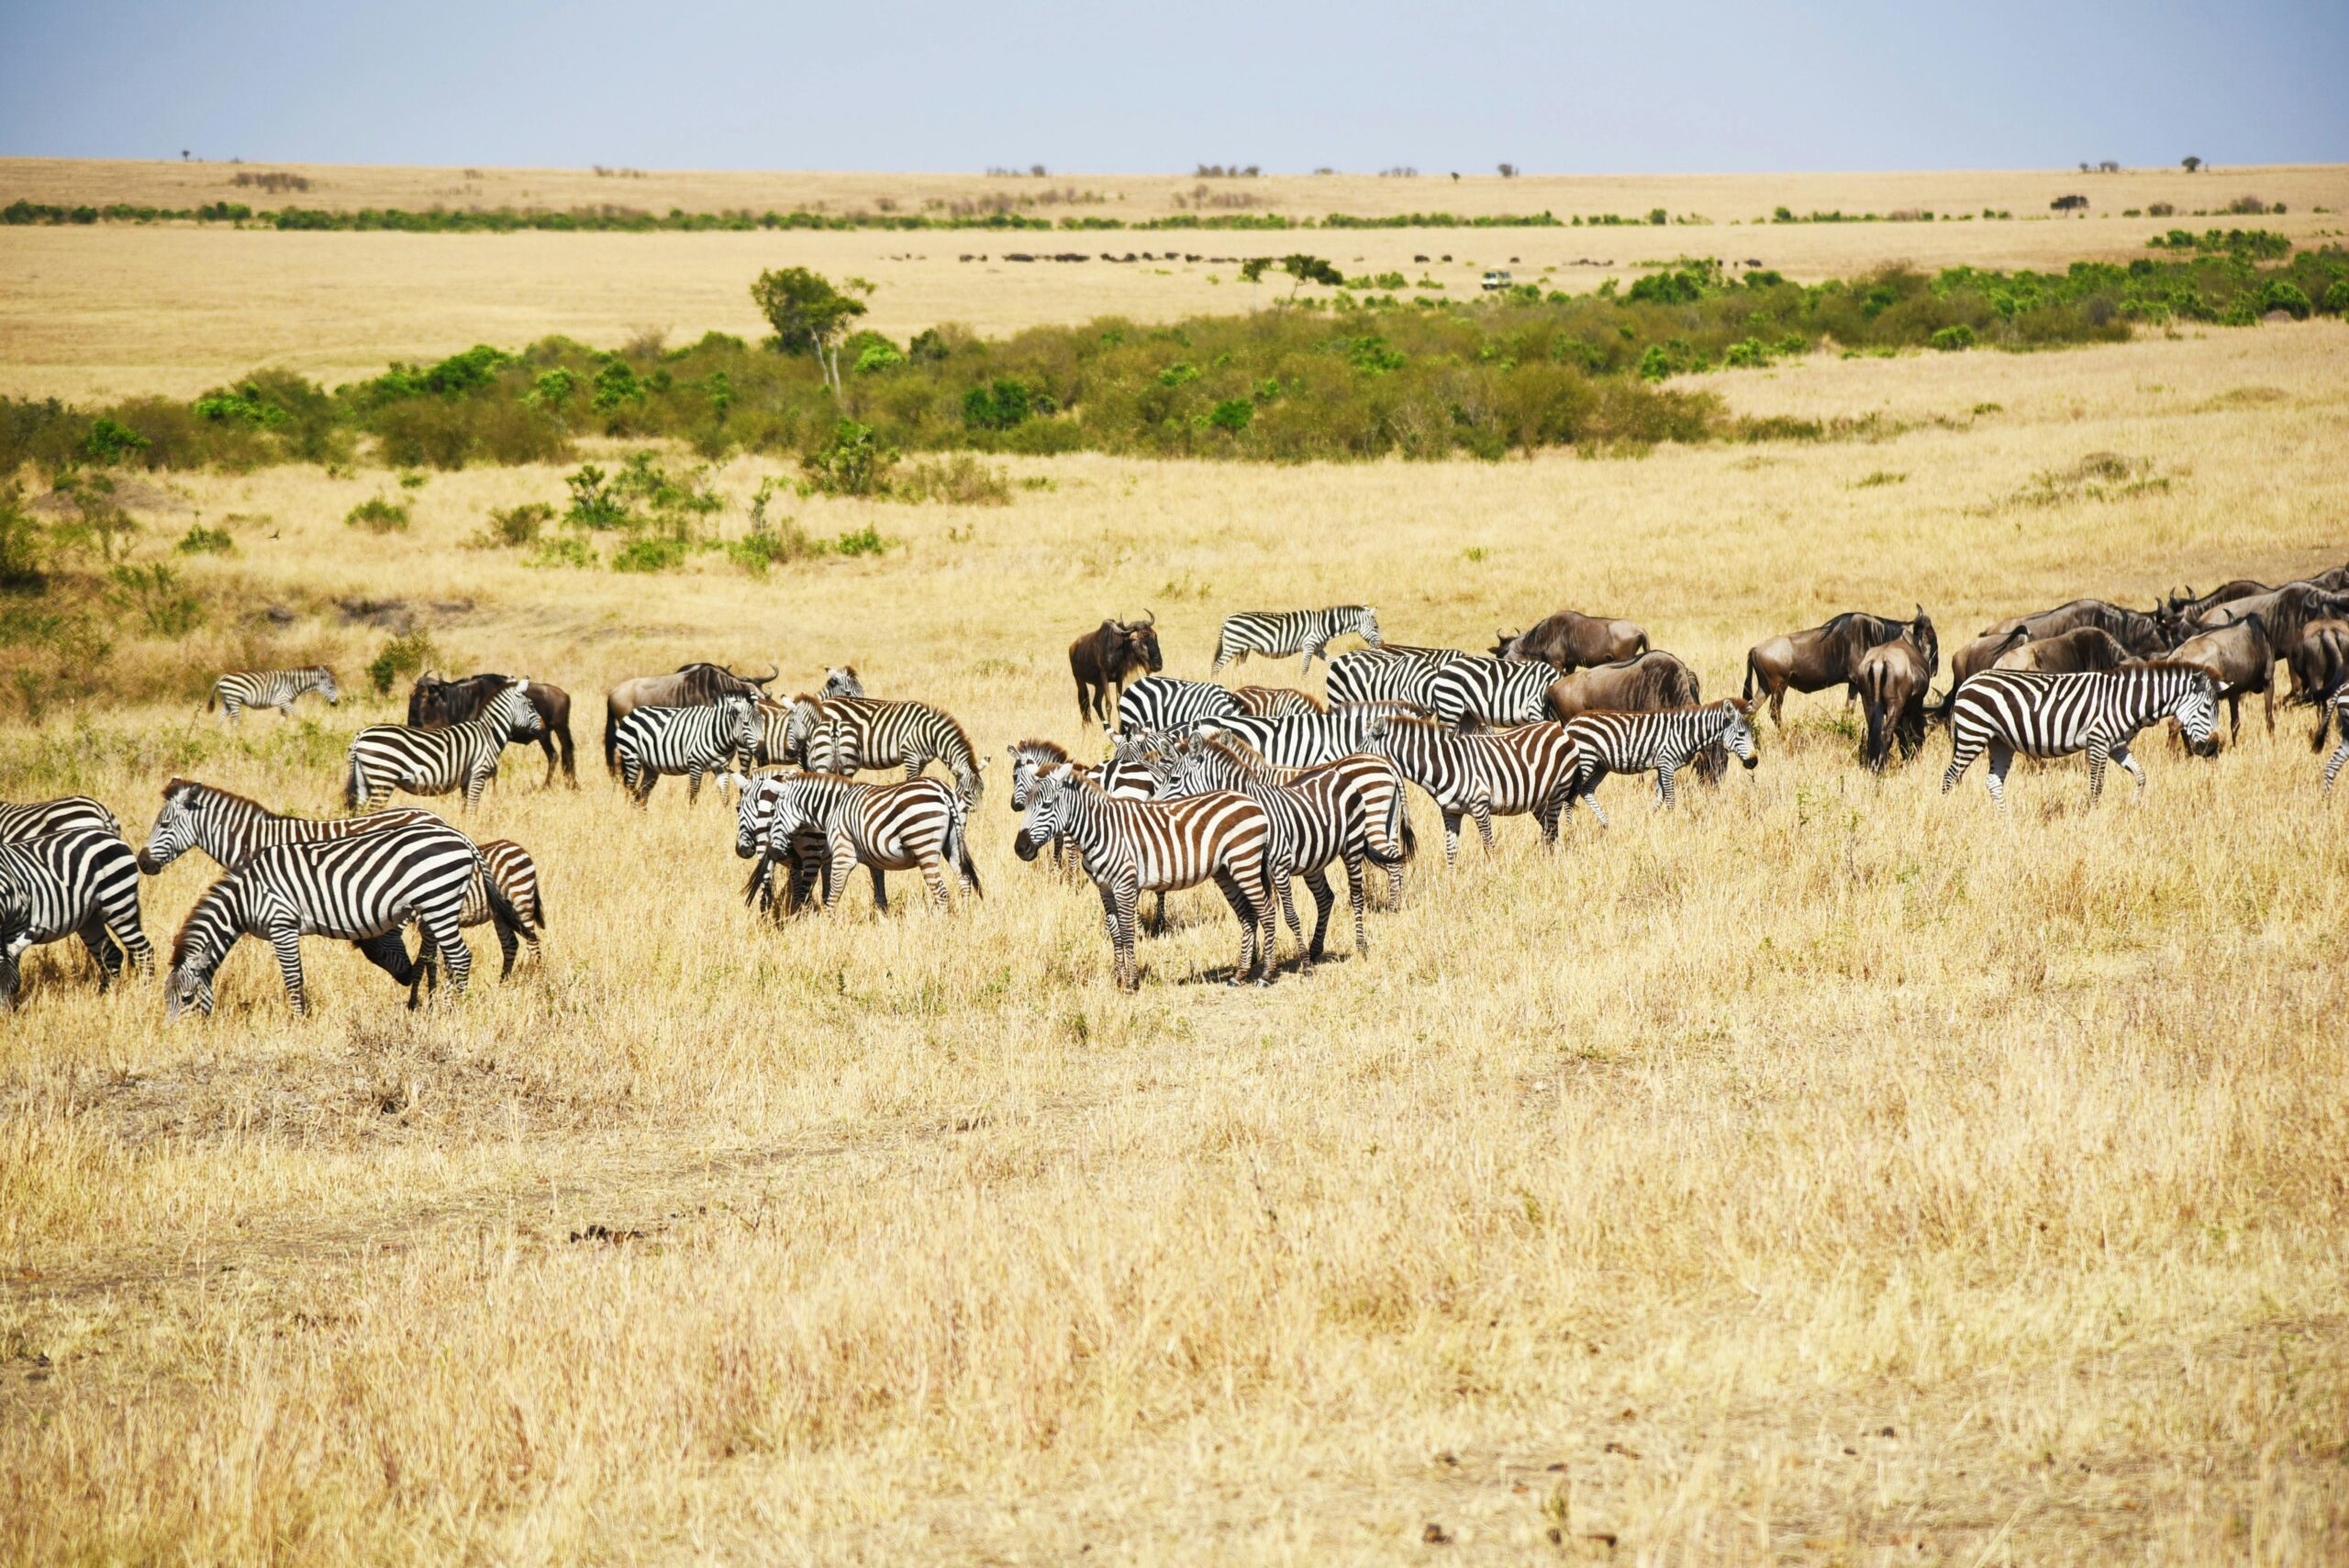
[
  {"left": 2, "top": 324, "right": 2348, "bottom": 1564},
  {"left": 5, "top": 160, "right": 2347, "bottom": 403}
]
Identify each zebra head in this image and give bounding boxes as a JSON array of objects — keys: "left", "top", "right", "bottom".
[
  {"left": 313, "top": 667, "right": 341, "bottom": 706},
  {"left": 1358, "top": 606, "right": 1384, "bottom": 646},
  {"left": 718, "top": 695, "right": 760, "bottom": 760},
  {"left": 734, "top": 773, "right": 787, "bottom": 859},
  {"left": 2172, "top": 670, "right": 2220, "bottom": 751},
  {"left": 138, "top": 781, "right": 205, "bottom": 873},
  {"left": 1014, "top": 764, "right": 1076, "bottom": 862},
  {"left": 485, "top": 679, "right": 545, "bottom": 740},
  {"left": 1718, "top": 700, "right": 1759, "bottom": 771},
  {"left": 820, "top": 666, "right": 863, "bottom": 699}
]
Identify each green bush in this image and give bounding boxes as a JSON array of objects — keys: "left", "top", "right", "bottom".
[
  {"left": 175, "top": 522, "right": 235, "bottom": 555},
  {"left": 1206, "top": 397, "right": 1254, "bottom": 432},
  {"left": 526, "top": 536, "right": 598, "bottom": 571},
  {"left": 611, "top": 536, "right": 694, "bottom": 573},
  {"left": 2322, "top": 280, "right": 2349, "bottom": 316},
  {"left": 564, "top": 464, "right": 630, "bottom": 528},
  {"left": 833, "top": 525, "right": 887, "bottom": 558},
  {"left": 0, "top": 484, "right": 47, "bottom": 590},
  {"left": 476, "top": 502, "right": 551, "bottom": 548},
  {"left": 801, "top": 420, "right": 897, "bottom": 496},
  {"left": 1930, "top": 324, "right": 1977, "bottom": 350},
  {"left": 963, "top": 379, "right": 1037, "bottom": 430},
  {"left": 367, "top": 630, "right": 435, "bottom": 695},
  {"left": 107, "top": 562, "right": 206, "bottom": 637},
  {"left": 344, "top": 496, "right": 410, "bottom": 533},
  {"left": 2260, "top": 281, "right": 2312, "bottom": 319},
  {"left": 83, "top": 417, "right": 150, "bottom": 465}
]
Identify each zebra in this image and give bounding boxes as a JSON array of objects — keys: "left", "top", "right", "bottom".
[
  {"left": 1367, "top": 714, "right": 1588, "bottom": 864},
  {"left": 1941, "top": 664, "right": 2218, "bottom": 807},
  {"left": 1015, "top": 763, "right": 1277, "bottom": 989},
  {"left": 1559, "top": 701, "right": 1759, "bottom": 825},
  {"left": 0, "top": 829, "right": 152, "bottom": 1009},
  {"left": 736, "top": 772, "right": 979, "bottom": 916},
  {"left": 1325, "top": 645, "right": 1459, "bottom": 707},
  {"left": 2324, "top": 688, "right": 2349, "bottom": 792},
  {"left": 1146, "top": 735, "right": 1409, "bottom": 963},
  {"left": 1210, "top": 606, "right": 1383, "bottom": 674},
  {"left": 784, "top": 696, "right": 985, "bottom": 801},
  {"left": 1426, "top": 655, "right": 1559, "bottom": 730},
  {"left": 1008, "top": 738, "right": 1157, "bottom": 813},
  {"left": 1232, "top": 684, "right": 1326, "bottom": 718},
  {"left": 162, "top": 820, "right": 517, "bottom": 1018},
  {"left": 207, "top": 666, "right": 340, "bottom": 724},
  {"left": 1115, "top": 675, "right": 1244, "bottom": 738},
  {"left": 1198, "top": 702, "right": 1439, "bottom": 772},
  {"left": 346, "top": 679, "right": 544, "bottom": 812},
  {"left": 135, "top": 778, "right": 546, "bottom": 978},
  {"left": 0, "top": 795, "right": 121, "bottom": 843},
  {"left": 612, "top": 696, "right": 759, "bottom": 806}
]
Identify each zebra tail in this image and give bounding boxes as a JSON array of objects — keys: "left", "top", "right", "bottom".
[
  {"left": 205, "top": 684, "right": 218, "bottom": 713},
  {"left": 478, "top": 846, "right": 529, "bottom": 937},
  {"left": 947, "top": 794, "right": 984, "bottom": 897},
  {"left": 1397, "top": 811, "right": 1419, "bottom": 862},
  {"left": 602, "top": 709, "right": 620, "bottom": 776},
  {"left": 343, "top": 752, "right": 362, "bottom": 810}
]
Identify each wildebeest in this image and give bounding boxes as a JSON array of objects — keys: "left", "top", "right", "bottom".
[
  {"left": 1989, "top": 627, "right": 2133, "bottom": 674},
  {"left": 1490, "top": 612, "right": 1648, "bottom": 673},
  {"left": 1742, "top": 608, "right": 1925, "bottom": 728},
  {"left": 2288, "top": 619, "right": 2349, "bottom": 728},
  {"left": 2166, "top": 611, "right": 2277, "bottom": 742},
  {"left": 1543, "top": 651, "right": 1725, "bottom": 784},
  {"left": 1947, "top": 627, "right": 2031, "bottom": 686},
  {"left": 2202, "top": 583, "right": 2349, "bottom": 662},
  {"left": 1979, "top": 599, "right": 2177, "bottom": 658},
  {"left": 603, "top": 662, "right": 777, "bottom": 774},
  {"left": 410, "top": 672, "right": 576, "bottom": 787},
  {"left": 1855, "top": 618, "right": 1939, "bottom": 772},
  {"left": 2165, "top": 580, "right": 2268, "bottom": 623},
  {"left": 1068, "top": 614, "right": 1162, "bottom": 724}
]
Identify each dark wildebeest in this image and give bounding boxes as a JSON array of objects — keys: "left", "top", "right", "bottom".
[
  {"left": 1989, "top": 626, "right": 2133, "bottom": 674},
  {"left": 2165, "top": 580, "right": 2268, "bottom": 623},
  {"left": 2167, "top": 611, "right": 2277, "bottom": 743},
  {"left": 1947, "top": 627, "right": 2031, "bottom": 686},
  {"left": 2288, "top": 620, "right": 2349, "bottom": 730},
  {"left": 1068, "top": 614, "right": 1162, "bottom": 725},
  {"left": 410, "top": 672, "right": 577, "bottom": 788},
  {"left": 1544, "top": 651, "right": 1726, "bottom": 784},
  {"left": 1980, "top": 599, "right": 2178, "bottom": 658},
  {"left": 2202, "top": 582, "right": 2349, "bottom": 655},
  {"left": 1856, "top": 618, "right": 1939, "bottom": 772},
  {"left": 603, "top": 662, "right": 777, "bottom": 774},
  {"left": 1742, "top": 608, "right": 1925, "bottom": 728},
  {"left": 1491, "top": 612, "right": 1648, "bottom": 673}
]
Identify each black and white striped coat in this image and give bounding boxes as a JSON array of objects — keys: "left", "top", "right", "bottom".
[
  {"left": 1014, "top": 764, "right": 1277, "bottom": 989},
  {"left": 1116, "top": 675, "right": 1244, "bottom": 738},
  {"left": 1561, "top": 701, "right": 1759, "bottom": 823},
  {"left": 136, "top": 779, "right": 545, "bottom": 978},
  {"left": 0, "top": 795, "right": 121, "bottom": 843},
  {"left": 1370, "top": 715, "right": 1589, "bottom": 862},
  {"left": 347, "top": 679, "right": 544, "bottom": 812},
  {"left": 0, "top": 828, "right": 152, "bottom": 1008},
  {"left": 1232, "top": 685, "right": 1324, "bottom": 719},
  {"left": 613, "top": 696, "right": 759, "bottom": 806},
  {"left": 208, "top": 665, "right": 340, "bottom": 724},
  {"left": 1195, "top": 701, "right": 1430, "bottom": 770},
  {"left": 1148, "top": 736, "right": 1408, "bottom": 962},
  {"left": 735, "top": 772, "right": 978, "bottom": 915},
  {"left": 1211, "top": 605, "right": 1383, "bottom": 674},
  {"left": 1427, "top": 656, "right": 1557, "bottom": 730},
  {"left": 1942, "top": 663, "right": 2217, "bottom": 806},
  {"left": 1325, "top": 645, "right": 1459, "bottom": 707},
  {"left": 784, "top": 696, "right": 985, "bottom": 801},
  {"left": 163, "top": 821, "right": 508, "bottom": 1017},
  {"left": 2324, "top": 689, "right": 2349, "bottom": 793}
]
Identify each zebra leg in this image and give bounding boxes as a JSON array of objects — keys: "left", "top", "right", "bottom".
[
  {"left": 2086, "top": 739, "right": 2110, "bottom": 805},
  {"left": 269, "top": 926, "right": 307, "bottom": 1017},
  {"left": 222, "top": 696, "right": 241, "bottom": 726},
  {"left": 1146, "top": 891, "right": 1167, "bottom": 937},
  {"left": 76, "top": 917, "right": 127, "bottom": 989},
  {"left": 2113, "top": 741, "right": 2148, "bottom": 796},
  {"left": 2326, "top": 736, "right": 2349, "bottom": 792},
  {"left": 686, "top": 765, "right": 705, "bottom": 804},
  {"left": 1108, "top": 874, "right": 1141, "bottom": 988},
  {"left": 491, "top": 906, "right": 521, "bottom": 979},
  {"left": 824, "top": 840, "right": 859, "bottom": 914},
  {"left": 1655, "top": 764, "right": 1679, "bottom": 811},
  {"left": 1985, "top": 739, "right": 2015, "bottom": 808},
  {"left": 869, "top": 862, "right": 890, "bottom": 913},
  {"left": 1471, "top": 798, "right": 1496, "bottom": 853},
  {"left": 918, "top": 852, "right": 953, "bottom": 909},
  {"left": 1441, "top": 811, "right": 1463, "bottom": 868},
  {"left": 1341, "top": 848, "right": 1370, "bottom": 955},
  {"left": 1211, "top": 868, "right": 1267, "bottom": 986},
  {"left": 419, "top": 906, "right": 471, "bottom": 997},
  {"left": 1301, "top": 868, "right": 1336, "bottom": 964},
  {"left": 1942, "top": 728, "right": 1981, "bottom": 795}
]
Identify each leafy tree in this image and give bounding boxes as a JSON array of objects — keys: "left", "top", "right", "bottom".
[
  {"left": 750, "top": 268, "right": 873, "bottom": 394},
  {"left": 1239, "top": 253, "right": 1345, "bottom": 303},
  {"left": 2182, "top": 156, "right": 2202, "bottom": 173},
  {"left": 2052, "top": 194, "right": 2088, "bottom": 215}
]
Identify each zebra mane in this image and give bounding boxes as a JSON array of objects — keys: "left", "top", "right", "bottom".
[
  {"left": 160, "top": 776, "right": 273, "bottom": 814},
  {"left": 1011, "top": 738, "right": 1072, "bottom": 764},
  {"left": 1187, "top": 731, "right": 1269, "bottom": 775}
]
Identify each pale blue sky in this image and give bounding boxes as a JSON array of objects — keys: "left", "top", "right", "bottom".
[{"left": 4, "top": 1, "right": 2342, "bottom": 173}]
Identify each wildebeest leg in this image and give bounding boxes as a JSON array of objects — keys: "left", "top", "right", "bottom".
[
  {"left": 2263, "top": 678, "right": 2274, "bottom": 735},
  {"left": 2226, "top": 694, "right": 2240, "bottom": 744},
  {"left": 1984, "top": 739, "right": 2015, "bottom": 808},
  {"left": 540, "top": 732, "right": 560, "bottom": 789},
  {"left": 1301, "top": 868, "right": 1335, "bottom": 964},
  {"left": 1769, "top": 684, "right": 1785, "bottom": 728}
]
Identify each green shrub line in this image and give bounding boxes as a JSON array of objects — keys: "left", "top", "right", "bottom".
[{"left": 4, "top": 248, "right": 2342, "bottom": 475}]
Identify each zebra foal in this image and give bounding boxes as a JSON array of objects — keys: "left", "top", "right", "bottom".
[
  {"left": 1559, "top": 701, "right": 1757, "bottom": 825},
  {"left": 347, "top": 679, "right": 544, "bottom": 812},
  {"left": 1015, "top": 764, "right": 1276, "bottom": 989},
  {"left": 164, "top": 821, "right": 514, "bottom": 1017},
  {"left": 208, "top": 666, "right": 340, "bottom": 724},
  {"left": 0, "top": 829, "right": 152, "bottom": 1009},
  {"left": 1211, "top": 606, "right": 1383, "bottom": 675},
  {"left": 1941, "top": 664, "right": 2217, "bottom": 807}
]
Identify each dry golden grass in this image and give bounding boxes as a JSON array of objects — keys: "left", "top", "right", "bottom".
[
  {"left": 2, "top": 317, "right": 2346, "bottom": 1563},
  {"left": 5, "top": 159, "right": 2346, "bottom": 402}
]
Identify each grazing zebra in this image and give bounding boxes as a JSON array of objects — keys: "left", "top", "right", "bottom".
[
  {"left": 784, "top": 696, "right": 985, "bottom": 801},
  {"left": 135, "top": 778, "right": 544, "bottom": 977},
  {"left": 1194, "top": 701, "right": 1430, "bottom": 770},
  {"left": 1210, "top": 606, "right": 1383, "bottom": 674},
  {"left": 0, "top": 829, "right": 152, "bottom": 1008},
  {"left": 612, "top": 696, "right": 759, "bottom": 806},
  {"left": 163, "top": 821, "right": 513, "bottom": 1018},
  {"left": 1232, "top": 685, "right": 1325, "bottom": 718},
  {"left": 1427, "top": 655, "right": 1559, "bottom": 730},
  {"left": 0, "top": 795, "right": 121, "bottom": 843},
  {"left": 736, "top": 773, "right": 979, "bottom": 916},
  {"left": 1560, "top": 701, "right": 1759, "bottom": 825},
  {"left": 1147, "top": 735, "right": 1408, "bottom": 963},
  {"left": 1015, "top": 764, "right": 1276, "bottom": 989},
  {"left": 1116, "top": 675, "right": 1244, "bottom": 738},
  {"left": 1325, "top": 646, "right": 1458, "bottom": 707},
  {"left": 207, "top": 666, "right": 340, "bottom": 724},
  {"left": 1368, "top": 715, "right": 1588, "bottom": 862},
  {"left": 346, "top": 679, "right": 545, "bottom": 813},
  {"left": 1941, "top": 664, "right": 2218, "bottom": 807}
]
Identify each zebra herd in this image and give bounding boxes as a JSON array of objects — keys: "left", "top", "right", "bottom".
[{"left": 2, "top": 566, "right": 2345, "bottom": 1009}]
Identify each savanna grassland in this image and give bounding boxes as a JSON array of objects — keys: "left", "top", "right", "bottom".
[{"left": 2, "top": 160, "right": 2348, "bottom": 1565}]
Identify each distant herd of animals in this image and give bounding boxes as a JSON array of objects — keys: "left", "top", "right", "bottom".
[{"left": 4, "top": 562, "right": 2347, "bottom": 1009}]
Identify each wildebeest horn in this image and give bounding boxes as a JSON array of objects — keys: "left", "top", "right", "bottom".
[
  {"left": 1141, "top": 607, "right": 1156, "bottom": 626},
  {"left": 742, "top": 662, "right": 779, "bottom": 686}
]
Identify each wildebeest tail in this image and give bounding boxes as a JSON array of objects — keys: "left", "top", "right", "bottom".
[
  {"left": 603, "top": 707, "right": 621, "bottom": 776},
  {"left": 1862, "top": 668, "right": 1889, "bottom": 769}
]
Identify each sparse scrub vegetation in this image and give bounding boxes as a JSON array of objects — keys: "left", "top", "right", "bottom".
[{"left": 343, "top": 495, "right": 409, "bottom": 533}]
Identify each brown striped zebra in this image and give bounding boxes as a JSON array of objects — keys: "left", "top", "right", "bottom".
[
  {"left": 1232, "top": 685, "right": 1325, "bottom": 719},
  {"left": 1014, "top": 765, "right": 1276, "bottom": 989},
  {"left": 735, "top": 773, "right": 978, "bottom": 916},
  {"left": 208, "top": 666, "right": 340, "bottom": 724}
]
